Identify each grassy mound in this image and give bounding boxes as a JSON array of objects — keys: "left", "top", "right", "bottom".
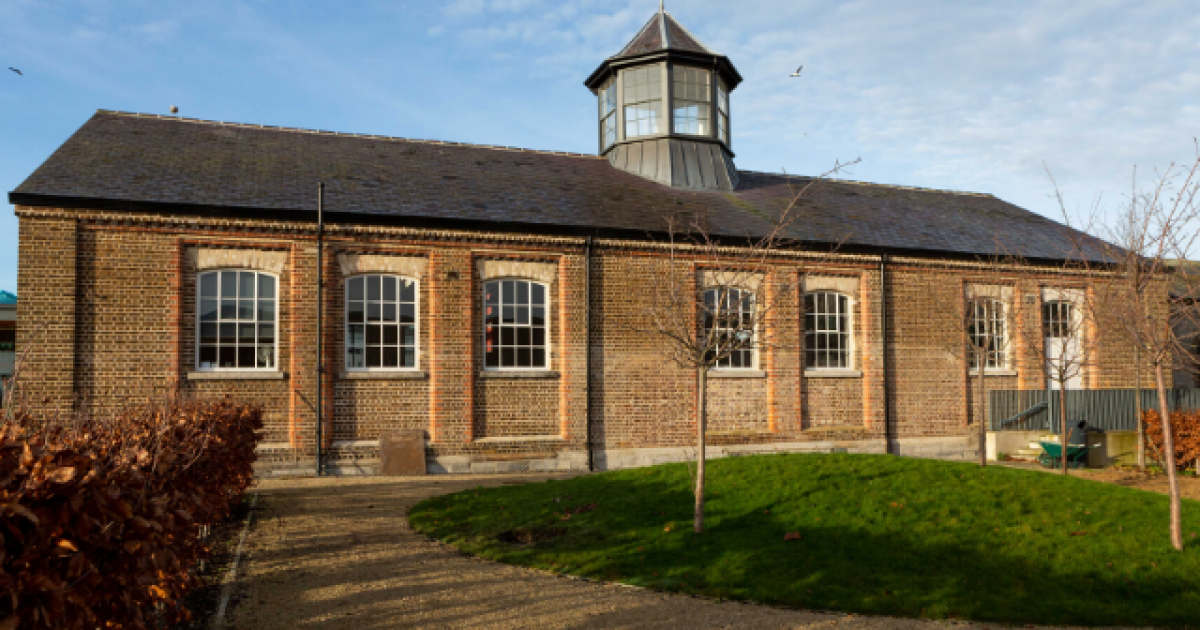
[{"left": 409, "top": 454, "right": 1200, "bottom": 626}]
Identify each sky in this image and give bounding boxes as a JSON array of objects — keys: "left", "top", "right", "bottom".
[{"left": 2, "top": 0, "right": 1199, "bottom": 295}]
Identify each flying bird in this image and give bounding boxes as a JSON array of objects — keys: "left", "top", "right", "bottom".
[
  {"left": 170, "top": 106, "right": 178, "bottom": 114},
  {"left": 789, "top": 65, "right": 803, "bottom": 78},
  {"left": 8, "top": 67, "right": 21, "bottom": 76}
]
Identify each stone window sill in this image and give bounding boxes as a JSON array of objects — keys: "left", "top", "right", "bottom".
[
  {"left": 969, "top": 369, "right": 1018, "bottom": 377},
  {"left": 804, "top": 369, "right": 862, "bottom": 379},
  {"left": 187, "top": 371, "right": 287, "bottom": 381},
  {"left": 709, "top": 370, "right": 767, "bottom": 379},
  {"left": 477, "top": 370, "right": 560, "bottom": 379},
  {"left": 474, "top": 435, "right": 564, "bottom": 444},
  {"left": 339, "top": 371, "right": 427, "bottom": 380}
]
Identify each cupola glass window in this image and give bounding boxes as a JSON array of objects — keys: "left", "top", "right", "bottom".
[
  {"left": 672, "top": 66, "right": 711, "bottom": 136},
  {"left": 623, "top": 64, "right": 662, "bottom": 138},
  {"left": 717, "top": 77, "right": 730, "bottom": 144},
  {"left": 599, "top": 78, "right": 618, "bottom": 150}
]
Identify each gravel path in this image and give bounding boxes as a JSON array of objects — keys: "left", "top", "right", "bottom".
[{"left": 226, "top": 474, "right": 1118, "bottom": 629}]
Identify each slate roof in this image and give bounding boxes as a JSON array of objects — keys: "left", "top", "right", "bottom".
[
  {"left": 613, "top": 11, "right": 715, "bottom": 59},
  {"left": 10, "top": 111, "right": 1106, "bottom": 262}
]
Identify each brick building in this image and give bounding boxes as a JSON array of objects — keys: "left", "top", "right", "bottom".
[{"left": 9, "top": 11, "right": 1150, "bottom": 475}]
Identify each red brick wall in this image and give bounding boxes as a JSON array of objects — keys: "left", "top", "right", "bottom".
[{"left": 14, "top": 207, "right": 1153, "bottom": 472}]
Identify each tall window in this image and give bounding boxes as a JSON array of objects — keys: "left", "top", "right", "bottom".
[
  {"left": 672, "top": 66, "right": 711, "bottom": 135},
  {"left": 967, "top": 299, "right": 1006, "bottom": 369},
  {"left": 703, "top": 287, "right": 755, "bottom": 369},
  {"left": 805, "top": 292, "right": 851, "bottom": 369},
  {"left": 345, "top": 275, "right": 417, "bottom": 370},
  {"left": 197, "top": 270, "right": 277, "bottom": 370},
  {"left": 599, "top": 77, "right": 618, "bottom": 149},
  {"left": 623, "top": 64, "right": 662, "bottom": 138},
  {"left": 483, "top": 279, "right": 548, "bottom": 369},
  {"left": 716, "top": 77, "right": 729, "bottom": 144},
  {"left": 1043, "top": 300, "right": 1074, "bottom": 338}
]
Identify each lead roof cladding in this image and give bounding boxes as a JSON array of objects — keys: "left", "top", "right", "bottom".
[
  {"left": 612, "top": 11, "right": 716, "bottom": 59},
  {"left": 11, "top": 111, "right": 1107, "bottom": 262}
]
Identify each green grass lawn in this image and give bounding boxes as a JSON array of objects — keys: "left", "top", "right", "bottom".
[{"left": 409, "top": 454, "right": 1200, "bottom": 626}]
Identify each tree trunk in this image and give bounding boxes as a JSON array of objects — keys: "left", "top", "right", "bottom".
[
  {"left": 1060, "top": 380, "right": 1069, "bottom": 476},
  {"left": 694, "top": 367, "right": 708, "bottom": 534},
  {"left": 978, "top": 359, "right": 988, "bottom": 467},
  {"left": 1153, "top": 362, "right": 1184, "bottom": 551},
  {"left": 1136, "top": 344, "right": 1146, "bottom": 471}
]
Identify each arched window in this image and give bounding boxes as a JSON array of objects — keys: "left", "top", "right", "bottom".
[
  {"left": 804, "top": 291, "right": 851, "bottom": 369},
  {"left": 483, "top": 279, "right": 548, "bottom": 369},
  {"left": 702, "top": 287, "right": 755, "bottom": 369},
  {"left": 197, "top": 270, "right": 277, "bottom": 370},
  {"left": 967, "top": 298, "right": 1007, "bottom": 370},
  {"left": 345, "top": 275, "right": 417, "bottom": 370}
]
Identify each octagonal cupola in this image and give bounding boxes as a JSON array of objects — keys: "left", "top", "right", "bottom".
[{"left": 584, "top": 7, "right": 743, "bottom": 190}]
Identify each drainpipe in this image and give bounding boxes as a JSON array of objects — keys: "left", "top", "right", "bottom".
[
  {"left": 880, "top": 254, "right": 892, "bottom": 454},
  {"left": 316, "top": 182, "right": 325, "bottom": 476},
  {"left": 585, "top": 235, "right": 595, "bottom": 471}
]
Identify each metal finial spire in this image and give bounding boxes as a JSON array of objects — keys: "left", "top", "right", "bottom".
[{"left": 659, "top": 0, "right": 664, "bottom": 13}]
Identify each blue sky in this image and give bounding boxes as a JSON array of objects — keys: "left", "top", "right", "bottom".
[{"left": 2, "top": 0, "right": 1199, "bottom": 295}]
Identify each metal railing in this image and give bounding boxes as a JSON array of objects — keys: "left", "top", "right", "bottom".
[{"left": 988, "top": 388, "right": 1200, "bottom": 432}]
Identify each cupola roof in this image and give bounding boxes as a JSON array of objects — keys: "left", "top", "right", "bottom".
[{"left": 612, "top": 10, "right": 717, "bottom": 59}]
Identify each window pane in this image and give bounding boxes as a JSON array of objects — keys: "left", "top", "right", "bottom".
[
  {"left": 402, "top": 325, "right": 415, "bottom": 346},
  {"left": 258, "top": 299, "right": 275, "bottom": 322},
  {"left": 532, "top": 283, "right": 545, "bottom": 306},
  {"left": 239, "top": 272, "right": 256, "bottom": 299},
  {"left": 348, "top": 277, "right": 364, "bottom": 301},
  {"left": 237, "top": 346, "right": 255, "bottom": 368},
  {"left": 368, "top": 276, "right": 381, "bottom": 301},
  {"left": 382, "top": 346, "right": 399, "bottom": 367},
  {"left": 532, "top": 306, "right": 545, "bottom": 326},
  {"left": 502, "top": 305, "right": 514, "bottom": 324},
  {"left": 383, "top": 325, "right": 398, "bottom": 345},
  {"left": 531, "top": 348, "right": 545, "bottom": 367},
  {"left": 401, "top": 347, "right": 415, "bottom": 368},
  {"left": 501, "top": 348, "right": 515, "bottom": 366},
  {"left": 368, "top": 303, "right": 381, "bottom": 322},
  {"left": 219, "top": 346, "right": 236, "bottom": 368},
  {"left": 238, "top": 299, "right": 254, "bottom": 321},
  {"left": 239, "top": 323, "right": 255, "bottom": 344},
  {"left": 517, "top": 348, "right": 531, "bottom": 368},
  {"left": 383, "top": 303, "right": 397, "bottom": 322},
  {"left": 516, "top": 281, "right": 529, "bottom": 303},
  {"left": 485, "top": 346, "right": 499, "bottom": 368},
  {"left": 257, "top": 346, "right": 274, "bottom": 368},
  {"left": 347, "top": 347, "right": 364, "bottom": 368},
  {"left": 199, "top": 345, "right": 217, "bottom": 368},
  {"left": 367, "top": 347, "right": 381, "bottom": 368},
  {"left": 219, "top": 323, "right": 236, "bottom": 345},
  {"left": 516, "top": 306, "right": 529, "bottom": 325},
  {"left": 501, "top": 327, "right": 515, "bottom": 346},
  {"left": 221, "top": 299, "right": 237, "bottom": 320},
  {"left": 221, "top": 271, "right": 237, "bottom": 298},
  {"left": 400, "top": 303, "right": 415, "bottom": 324},
  {"left": 200, "top": 323, "right": 217, "bottom": 345},
  {"left": 200, "top": 299, "right": 218, "bottom": 322},
  {"left": 532, "top": 327, "right": 545, "bottom": 346},
  {"left": 200, "top": 273, "right": 218, "bottom": 298},
  {"left": 258, "top": 275, "right": 275, "bottom": 300},
  {"left": 517, "top": 327, "right": 531, "bottom": 346},
  {"left": 258, "top": 323, "right": 275, "bottom": 345},
  {"left": 347, "top": 324, "right": 364, "bottom": 348},
  {"left": 401, "top": 279, "right": 416, "bottom": 302},
  {"left": 502, "top": 281, "right": 515, "bottom": 304},
  {"left": 383, "top": 276, "right": 397, "bottom": 301},
  {"left": 367, "top": 325, "right": 381, "bottom": 345},
  {"left": 348, "top": 301, "right": 364, "bottom": 323}
]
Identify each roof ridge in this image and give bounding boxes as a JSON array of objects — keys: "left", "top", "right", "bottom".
[
  {"left": 663, "top": 11, "right": 717, "bottom": 55},
  {"left": 737, "top": 169, "right": 994, "bottom": 198},
  {"left": 94, "top": 110, "right": 605, "bottom": 160}
]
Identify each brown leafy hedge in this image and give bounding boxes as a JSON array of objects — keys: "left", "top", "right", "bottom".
[
  {"left": 0, "top": 398, "right": 263, "bottom": 629},
  {"left": 1144, "top": 408, "right": 1200, "bottom": 471}
]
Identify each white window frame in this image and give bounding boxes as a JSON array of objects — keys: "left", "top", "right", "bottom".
[
  {"left": 194, "top": 269, "right": 280, "bottom": 372},
  {"left": 967, "top": 297, "right": 1008, "bottom": 372},
  {"left": 599, "top": 76, "right": 618, "bottom": 150},
  {"left": 344, "top": 274, "right": 420, "bottom": 372},
  {"left": 702, "top": 286, "right": 757, "bottom": 371},
  {"left": 804, "top": 291, "right": 854, "bottom": 371},
  {"left": 622, "top": 64, "right": 664, "bottom": 139},
  {"left": 672, "top": 65, "right": 712, "bottom": 136},
  {"left": 482, "top": 278, "right": 552, "bottom": 371}
]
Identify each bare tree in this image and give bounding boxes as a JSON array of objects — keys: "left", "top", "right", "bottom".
[
  {"left": 1060, "top": 153, "right": 1200, "bottom": 551},
  {"left": 961, "top": 256, "right": 1018, "bottom": 467},
  {"left": 1005, "top": 250, "right": 1101, "bottom": 476},
  {"left": 636, "top": 160, "right": 857, "bottom": 533}
]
